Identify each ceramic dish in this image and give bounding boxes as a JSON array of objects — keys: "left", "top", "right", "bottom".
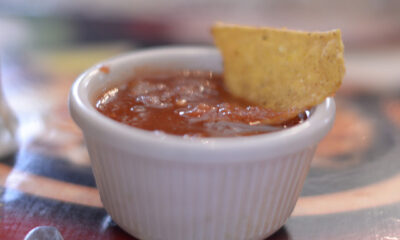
[{"left": 69, "top": 47, "right": 335, "bottom": 240}]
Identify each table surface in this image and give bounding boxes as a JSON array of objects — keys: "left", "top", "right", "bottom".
[{"left": 1, "top": 17, "right": 400, "bottom": 240}]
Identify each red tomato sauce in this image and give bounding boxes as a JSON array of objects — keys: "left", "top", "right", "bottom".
[{"left": 95, "top": 70, "right": 309, "bottom": 137}]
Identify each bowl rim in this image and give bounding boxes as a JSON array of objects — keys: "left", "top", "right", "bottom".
[{"left": 69, "top": 46, "right": 335, "bottom": 162}]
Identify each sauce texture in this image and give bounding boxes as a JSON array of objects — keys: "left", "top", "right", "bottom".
[{"left": 95, "top": 70, "right": 309, "bottom": 137}]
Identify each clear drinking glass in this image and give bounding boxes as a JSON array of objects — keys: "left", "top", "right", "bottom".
[{"left": 0, "top": 63, "right": 17, "bottom": 156}]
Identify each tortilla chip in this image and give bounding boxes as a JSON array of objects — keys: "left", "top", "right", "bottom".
[{"left": 212, "top": 23, "right": 345, "bottom": 114}]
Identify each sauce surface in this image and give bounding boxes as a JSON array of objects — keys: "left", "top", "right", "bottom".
[{"left": 95, "top": 70, "right": 309, "bottom": 137}]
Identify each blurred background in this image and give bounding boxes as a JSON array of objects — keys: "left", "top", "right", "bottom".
[
  {"left": 1, "top": 1, "right": 400, "bottom": 239},
  {"left": 1, "top": 0, "right": 400, "bottom": 148},
  {"left": 0, "top": 0, "right": 400, "bottom": 174}
]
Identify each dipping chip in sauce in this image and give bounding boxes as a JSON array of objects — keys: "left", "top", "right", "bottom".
[
  {"left": 95, "top": 70, "right": 309, "bottom": 137},
  {"left": 96, "top": 23, "right": 345, "bottom": 136}
]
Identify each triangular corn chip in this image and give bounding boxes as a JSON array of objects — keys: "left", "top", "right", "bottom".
[{"left": 212, "top": 23, "right": 345, "bottom": 114}]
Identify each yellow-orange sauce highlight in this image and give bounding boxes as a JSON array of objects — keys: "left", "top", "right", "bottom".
[{"left": 95, "top": 70, "right": 309, "bottom": 137}]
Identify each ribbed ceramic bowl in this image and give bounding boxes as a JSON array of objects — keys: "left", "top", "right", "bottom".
[{"left": 69, "top": 47, "right": 335, "bottom": 240}]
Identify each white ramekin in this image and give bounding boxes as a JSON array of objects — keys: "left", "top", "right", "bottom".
[{"left": 69, "top": 47, "right": 335, "bottom": 240}]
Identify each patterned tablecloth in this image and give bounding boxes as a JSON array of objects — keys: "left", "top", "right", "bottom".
[{"left": 1, "top": 20, "right": 400, "bottom": 240}]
